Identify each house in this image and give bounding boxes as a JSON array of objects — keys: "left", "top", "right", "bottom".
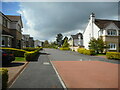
[
  {"left": 22, "top": 34, "right": 34, "bottom": 48},
  {"left": 1, "top": 12, "right": 23, "bottom": 48},
  {"left": 34, "top": 40, "right": 43, "bottom": 47},
  {"left": 29, "top": 37, "right": 34, "bottom": 47},
  {"left": 83, "top": 13, "right": 120, "bottom": 52},
  {"left": 68, "top": 33, "right": 83, "bottom": 51}
]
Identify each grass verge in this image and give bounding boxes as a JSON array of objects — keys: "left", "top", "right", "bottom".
[{"left": 15, "top": 57, "right": 26, "bottom": 61}]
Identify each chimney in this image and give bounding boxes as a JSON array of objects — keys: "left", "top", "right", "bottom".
[{"left": 90, "top": 13, "right": 95, "bottom": 23}]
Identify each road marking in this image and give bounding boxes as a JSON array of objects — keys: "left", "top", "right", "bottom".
[
  {"left": 49, "top": 60, "right": 67, "bottom": 90},
  {"left": 79, "top": 59, "right": 83, "bottom": 61},
  {"left": 89, "top": 59, "right": 91, "bottom": 61},
  {"left": 43, "top": 62, "right": 50, "bottom": 65}
]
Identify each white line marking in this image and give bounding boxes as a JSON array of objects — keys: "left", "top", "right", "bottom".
[
  {"left": 80, "top": 59, "right": 82, "bottom": 61},
  {"left": 50, "top": 60, "right": 67, "bottom": 90},
  {"left": 43, "top": 62, "right": 50, "bottom": 65}
]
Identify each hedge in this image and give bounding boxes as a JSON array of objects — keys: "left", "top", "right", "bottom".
[
  {"left": 2, "top": 47, "right": 27, "bottom": 57},
  {"left": 77, "top": 48, "right": 95, "bottom": 55},
  {"left": 106, "top": 52, "right": 120, "bottom": 60},
  {"left": 23, "top": 47, "right": 43, "bottom": 51},
  {"left": 0, "top": 68, "right": 8, "bottom": 89},
  {"left": 59, "top": 47, "right": 70, "bottom": 50},
  {"left": 77, "top": 48, "right": 86, "bottom": 54},
  {"left": 24, "top": 49, "right": 40, "bottom": 61}
]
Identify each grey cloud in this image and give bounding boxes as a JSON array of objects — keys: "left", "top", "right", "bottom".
[{"left": 20, "top": 2, "right": 118, "bottom": 40}]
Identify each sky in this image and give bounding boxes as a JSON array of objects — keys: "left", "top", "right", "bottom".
[{"left": 2, "top": 2, "right": 119, "bottom": 41}]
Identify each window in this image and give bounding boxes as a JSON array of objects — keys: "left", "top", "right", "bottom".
[
  {"left": 2, "top": 37, "right": 5, "bottom": 46},
  {"left": 107, "top": 30, "right": 117, "bottom": 36},
  {"left": 8, "top": 37, "right": 11, "bottom": 47},
  {"left": 109, "top": 43, "right": 116, "bottom": 50}
]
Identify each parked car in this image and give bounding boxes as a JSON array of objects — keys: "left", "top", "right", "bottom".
[{"left": 2, "top": 49, "right": 15, "bottom": 65}]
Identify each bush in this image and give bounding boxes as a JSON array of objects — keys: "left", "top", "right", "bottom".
[
  {"left": 77, "top": 48, "right": 86, "bottom": 54},
  {"left": 24, "top": 49, "right": 40, "bottom": 61},
  {"left": 77, "top": 48, "right": 95, "bottom": 55},
  {"left": 106, "top": 52, "right": 120, "bottom": 60},
  {"left": 59, "top": 47, "right": 70, "bottom": 50},
  {"left": 0, "top": 68, "right": 8, "bottom": 89},
  {"left": 2, "top": 48, "right": 27, "bottom": 57},
  {"left": 23, "top": 47, "right": 43, "bottom": 51}
]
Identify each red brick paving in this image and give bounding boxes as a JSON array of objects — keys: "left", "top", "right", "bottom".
[{"left": 52, "top": 61, "right": 119, "bottom": 88}]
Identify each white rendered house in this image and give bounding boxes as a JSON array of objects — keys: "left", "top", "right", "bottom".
[{"left": 83, "top": 13, "right": 120, "bottom": 52}]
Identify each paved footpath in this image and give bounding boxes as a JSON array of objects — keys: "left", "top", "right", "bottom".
[{"left": 9, "top": 51, "right": 63, "bottom": 88}]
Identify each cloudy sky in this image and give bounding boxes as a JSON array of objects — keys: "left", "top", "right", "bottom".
[{"left": 2, "top": 2, "right": 119, "bottom": 41}]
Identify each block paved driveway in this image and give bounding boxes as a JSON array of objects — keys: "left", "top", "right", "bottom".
[{"left": 45, "top": 48, "right": 120, "bottom": 89}]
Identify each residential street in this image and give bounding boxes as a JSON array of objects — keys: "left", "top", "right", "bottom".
[
  {"left": 45, "top": 48, "right": 120, "bottom": 64},
  {"left": 10, "top": 48, "right": 119, "bottom": 89}
]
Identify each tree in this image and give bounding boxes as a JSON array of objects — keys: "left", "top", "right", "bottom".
[
  {"left": 89, "top": 37, "right": 107, "bottom": 53},
  {"left": 62, "top": 36, "right": 68, "bottom": 45},
  {"left": 43, "top": 40, "right": 50, "bottom": 48},
  {"left": 56, "top": 33, "right": 63, "bottom": 47},
  {"left": 62, "top": 37, "right": 69, "bottom": 48}
]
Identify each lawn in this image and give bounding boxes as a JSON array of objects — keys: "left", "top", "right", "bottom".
[
  {"left": 15, "top": 57, "right": 26, "bottom": 61},
  {"left": 96, "top": 53, "right": 106, "bottom": 56}
]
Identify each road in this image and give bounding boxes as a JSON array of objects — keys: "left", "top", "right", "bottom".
[
  {"left": 9, "top": 48, "right": 119, "bottom": 89},
  {"left": 45, "top": 48, "right": 119, "bottom": 64}
]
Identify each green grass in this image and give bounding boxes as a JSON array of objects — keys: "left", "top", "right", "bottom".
[
  {"left": 15, "top": 57, "right": 26, "bottom": 61},
  {"left": 96, "top": 53, "right": 106, "bottom": 56}
]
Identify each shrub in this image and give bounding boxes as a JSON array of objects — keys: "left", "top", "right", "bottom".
[
  {"left": 0, "top": 68, "right": 8, "bottom": 89},
  {"left": 106, "top": 52, "right": 120, "bottom": 60},
  {"left": 2, "top": 48, "right": 27, "bottom": 57},
  {"left": 77, "top": 48, "right": 86, "bottom": 54},
  {"left": 77, "top": 48, "right": 95, "bottom": 55},
  {"left": 59, "top": 47, "right": 70, "bottom": 50},
  {"left": 23, "top": 47, "right": 43, "bottom": 51},
  {"left": 24, "top": 49, "right": 40, "bottom": 61}
]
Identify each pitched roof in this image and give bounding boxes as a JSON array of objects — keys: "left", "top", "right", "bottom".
[
  {"left": 95, "top": 19, "right": 120, "bottom": 29},
  {"left": 6, "top": 15, "right": 21, "bottom": 21},
  {"left": 71, "top": 33, "right": 83, "bottom": 39}
]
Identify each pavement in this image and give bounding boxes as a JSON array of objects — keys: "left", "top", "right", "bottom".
[
  {"left": 3, "top": 61, "right": 28, "bottom": 87},
  {"left": 9, "top": 51, "right": 63, "bottom": 88}
]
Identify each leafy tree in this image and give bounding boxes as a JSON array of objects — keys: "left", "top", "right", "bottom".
[
  {"left": 43, "top": 40, "right": 50, "bottom": 48},
  {"left": 49, "top": 41, "right": 58, "bottom": 49},
  {"left": 62, "top": 36, "right": 68, "bottom": 45},
  {"left": 89, "top": 37, "right": 107, "bottom": 53},
  {"left": 62, "top": 37, "right": 69, "bottom": 48},
  {"left": 56, "top": 33, "right": 63, "bottom": 47}
]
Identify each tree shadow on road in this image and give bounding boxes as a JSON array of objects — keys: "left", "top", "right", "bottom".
[
  {"left": 40, "top": 52, "right": 50, "bottom": 55},
  {"left": 2, "top": 62, "right": 25, "bottom": 67}
]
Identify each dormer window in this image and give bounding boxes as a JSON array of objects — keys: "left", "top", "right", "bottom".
[{"left": 107, "top": 29, "right": 116, "bottom": 36}]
